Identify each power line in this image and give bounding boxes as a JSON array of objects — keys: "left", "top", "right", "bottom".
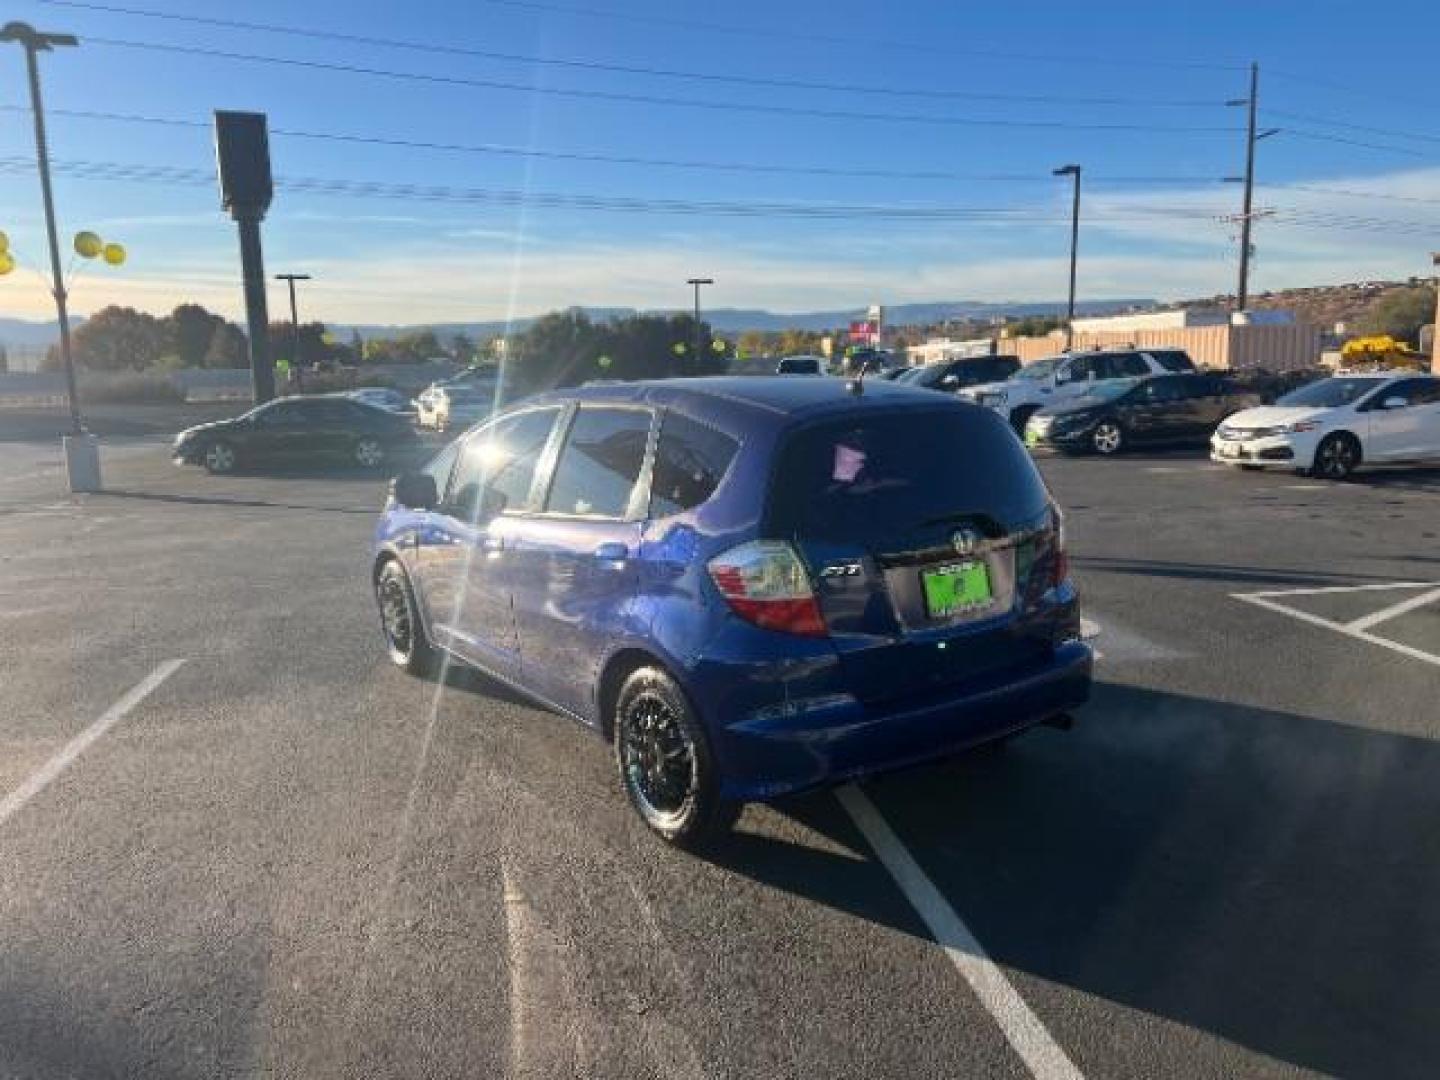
[
  {"left": 1280, "top": 184, "right": 1440, "bottom": 207},
  {"left": 0, "top": 103, "right": 1228, "bottom": 186},
  {"left": 0, "top": 153, "right": 1232, "bottom": 222},
  {"left": 80, "top": 35, "right": 1246, "bottom": 134},
  {"left": 1266, "top": 109, "right": 1440, "bottom": 147},
  {"left": 1277, "top": 128, "right": 1432, "bottom": 159},
  {"left": 36, "top": 0, "right": 1229, "bottom": 108},
  {"left": 41, "top": 0, "right": 1247, "bottom": 72}
]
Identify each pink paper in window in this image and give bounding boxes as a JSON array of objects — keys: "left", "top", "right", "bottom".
[{"left": 833, "top": 443, "right": 866, "bottom": 482}]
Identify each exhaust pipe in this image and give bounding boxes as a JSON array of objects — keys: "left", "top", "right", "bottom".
[{"left": 1043, "top": 712, "right": 1075, "bottom": 732}]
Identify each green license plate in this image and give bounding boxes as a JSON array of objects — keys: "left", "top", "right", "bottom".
[
  {"left": 1025, "top": 429, "right": 1040, "bottom": 447},
  {"left": 921, "top": 561, "right": 993, "bottom": 618}
]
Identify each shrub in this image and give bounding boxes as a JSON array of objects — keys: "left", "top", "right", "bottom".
[{"left": 81, "top": 373, "right": 186, "bottom": 404}]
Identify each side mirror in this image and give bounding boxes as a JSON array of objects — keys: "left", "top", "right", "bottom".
[
  {"left": 1382, "top": 396, "right": 1409, "bottom": 410},
  {"left": 391, "top": 472, "right": 438, "bottom": 510}
]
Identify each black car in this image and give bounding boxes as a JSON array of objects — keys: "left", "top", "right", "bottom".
[
  {"left": 897, "top": 355, "right": 1021, "bottom": 392},
  {"left": 174, "top": 394, "right": 419, "bottom": 473},
  {"left": 1023, "top": 373, "right": 1262, "bottom": 455}
]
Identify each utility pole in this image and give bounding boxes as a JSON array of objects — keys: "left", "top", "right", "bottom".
[
  {"left": 1052, "top": 164, "right": 1081, "bottom": 350},
  {"left": 275, "top": 272, "right": 311, "bottom": 389},
  {"left": 686, "top": 277, "right": 713, "bottom": 374},
  {"left": 1225, "top": 64, "right": 1277, "bottom": 312},
  {"left": 1236, "top": 63, "right": 1259, "bottom": 311},
  {"left": 1, "top": 21, "right": 99, "bottom": 491}
]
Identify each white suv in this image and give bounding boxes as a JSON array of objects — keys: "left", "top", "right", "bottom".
[
  {"left": 1212, "top": 371, "right": 1440, "bottom": 479},
  {"left": 960, "top": 349, "right": 1196, "bottom": 432}
]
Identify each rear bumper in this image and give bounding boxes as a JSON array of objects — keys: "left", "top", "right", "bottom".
[{"left": 709, "top": 638, "right": 1092, "bottom": 801}]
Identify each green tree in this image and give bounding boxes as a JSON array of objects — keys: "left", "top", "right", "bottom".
[
  {"left": 1361, "top": 286, "right": 1437, "bottom": 345},
  {"left": 1006, "top": 315, "right": 1066, "bottom": 338},
  {"left": 268, "top": 320, "right": 333, "bottom": 366},
  {"left": 449, "top": 331, "right": 476, "bottom": 364},
  {"left": 167, "top": 303, "right": 224, "bottom": 369},
  {"left": 203, "top": 322, "right": 248, "bottom": 368},
  {"left": 72, "top": 306, "right": 164, "bottom": 371}
]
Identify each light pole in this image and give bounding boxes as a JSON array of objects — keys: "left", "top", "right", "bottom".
[
  {"left": 0, "top": 22, "right": 100, "bottom": 491},
  {"left": 275, "top": 272, "right": 311, "bottom": 388},
  {"left": 1052, "top": 164, "right": 1081, "bottom": 350},
  {"left": 686, "top": 277, "right": 713, "bottom": 373}
]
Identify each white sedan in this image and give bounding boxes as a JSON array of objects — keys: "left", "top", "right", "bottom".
[{"left": 1211, "top": 371, "right": 1440, "bottom": 479}]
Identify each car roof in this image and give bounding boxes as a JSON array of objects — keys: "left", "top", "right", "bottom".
[{"left": 525, "top": 375, "right": 969, "bottom": 425}]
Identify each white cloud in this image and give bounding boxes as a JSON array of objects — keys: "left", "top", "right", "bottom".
[{"left": 3, "top": 167, "right": 1434, "bottom": 324}]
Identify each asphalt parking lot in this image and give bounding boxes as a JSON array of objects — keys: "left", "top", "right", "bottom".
[{"left": 2, "top": 415, "right": 1439, "bottom": 1079}]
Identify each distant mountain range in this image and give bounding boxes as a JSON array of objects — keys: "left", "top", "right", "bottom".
[
  {"left": 0, "top": 299, "right": 1155, "bottom": 349},
  {"left": 336, "top": 299, "right": 1156, "bottom": 340}
]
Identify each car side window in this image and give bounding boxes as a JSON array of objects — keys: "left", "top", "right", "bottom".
[
  {"left": 545, "top": 406, "right": 654, "bottom": 518},
  {"left": 1384, "top": 379, "right": 1439, "bottom": 407},
  {"left": 1149, "top": 351, "right": 1195, "bottom": 373},
  {"left": 422, "top": 440, "right": 462, "bottom": 495},
  {"left": 255, "top": 400, "right": 309, "bottom": 426},
  {"left": 1411, "top": 380, "right": 1440, "bottom": 406},
  {"left": 650, "top": 412, "right": 740, "bottom": 518},
  {"left": 445, "top": 407, "right": 560, "bottom": 523},
  {"left": 1110, "top": 353, "right": 1150, "bottom": 378},
  {"left": 1141, "top": 378, "right": 1182, "bottom": 403}
]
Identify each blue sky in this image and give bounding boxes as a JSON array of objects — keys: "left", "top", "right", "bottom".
[{"left": 0, "top": 0, "right": 1436, "bottom": 325}]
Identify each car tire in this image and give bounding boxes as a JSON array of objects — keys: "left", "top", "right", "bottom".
[
  {"left": 1312, "top": 432, "right": 1360, "bottom": 481},
  {"left": 375, "top": 560, "right": 438, "bottom": 676},
  {"left": 354, "top": 437, "right": 386, "bottom": 469},
  {"left": 614, "top": 666, "right": 737, "bottom": 851},
  {"left": 1091, "top": 420, "right": 1124, "bottom": 456},
  {"left": 1009, "top": 405, "right": 1038, "bottom": 435},
  {"left": 203, "top": 440, "right": 237, "bottom": 474}
]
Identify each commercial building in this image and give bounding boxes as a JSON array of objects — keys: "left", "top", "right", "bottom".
[{"left": 1002, "top": 310, "right": 1322, "bottom": 371}]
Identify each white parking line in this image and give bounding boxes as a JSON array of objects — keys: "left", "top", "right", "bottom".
[
  {"left": 1346, "top": 586, "right": 1440, "bottom": 632},
  {"left": 836, "top": 785, "right": 1084, "bottom": 1080},
  {"left": 1233, "top": 584, "right": 1440, "bottom": 670},
  {"left": 0, "top": 659, "right": 185, "bottom": 828}
]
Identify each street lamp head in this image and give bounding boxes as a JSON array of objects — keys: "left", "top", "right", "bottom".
[
  {"left": 1052, "top": 164, "right": 1080, "bottom": 177},
  {"left": 0, "top": 23, "right": 79, "bottom": 49},
  {"left": 275, "top": 273, "right": 312, "bottom": 281},
  {"left": 686, "top": 277, "right": 714, "bottom": 286}
]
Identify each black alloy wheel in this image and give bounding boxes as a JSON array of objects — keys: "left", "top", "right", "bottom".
[
  {"left": 1091, "top": 420, "right": 1124, "bottom": 455},
  {"left": 203, "top": 440, "right": 237, "bottom": 474},
  {"left": 375, "top": 560, "right": 437, "bottom": 675},
  {"left": 614, "top": 666, "right": 736, "bottom": 849},
  {"left": 1312, "top": 433, "right": 1360, "bottom": 481}
]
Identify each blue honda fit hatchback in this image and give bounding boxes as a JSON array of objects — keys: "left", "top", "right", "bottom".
[{"left": 372, "top": 376, "right": 1091, "bottom": 848}]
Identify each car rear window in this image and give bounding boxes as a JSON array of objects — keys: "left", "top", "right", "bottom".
[{"left": 767, "top": 408, "right": 1051, "bottom": 546}]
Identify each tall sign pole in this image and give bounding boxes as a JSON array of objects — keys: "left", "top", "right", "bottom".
[{"left": 214, "top": 111, "right": 276, "bottom": 403}]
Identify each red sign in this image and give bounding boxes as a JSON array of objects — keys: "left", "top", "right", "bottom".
[{"left": 849, "top": 320, "right": 879, "bottom": 344}]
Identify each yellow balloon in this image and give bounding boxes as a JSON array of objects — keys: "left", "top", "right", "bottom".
[
  {"left": 0, "top": 230, "right": 9, "bottom": 254},
  {"left": 0, "top": 252, "right": 13, "bottom": 276},
  {"left": 102, "top": 242, "right": 126, "bottom": 267},
  {"left": 74, "top": 231, "right": 103, "bottom": 258}
]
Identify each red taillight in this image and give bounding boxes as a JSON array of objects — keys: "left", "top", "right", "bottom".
[{"left": 707, "top": 540, "right": 828, "bottom": 637}]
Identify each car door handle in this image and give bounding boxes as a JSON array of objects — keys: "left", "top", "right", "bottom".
[{"left": 593, "top": 542, "right": 629, "bottom": 566}]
